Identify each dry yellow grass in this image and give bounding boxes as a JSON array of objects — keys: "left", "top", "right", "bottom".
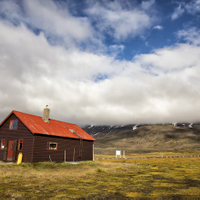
[
  {"left": 94, "top": 149, "right": 200, "bottom": 159},
  {"left": 0, "top": 157, "right": 200, "bottom": 199}
]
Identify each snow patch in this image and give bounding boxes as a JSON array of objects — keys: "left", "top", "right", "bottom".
[
  {"left": 93, "top": 132, "right": 100, "bottom": 136},
  {"left": 133, "top": 124, "right": 139, "bottom": 130},
  {"left": 189, "top": 123, "right": 193, "bottom": 128}
]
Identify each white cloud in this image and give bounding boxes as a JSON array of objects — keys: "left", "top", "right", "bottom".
[
  {"left": 0, "top": 0, "right": 158, "bottom": 51},
  {"left": 184, "top": 0, "right": 200, "bottom": 14},
  {"left": 171, "top": 4, "right": 184, "bottom": 20},
  {"left": 86, "top": 0, "right": 158, "bottom": 40},
  {"left": 107, "top": 45, "right": 124, "bottom": 57},
  {"left": 1, "top": 20, "right": 200, "bottom": 125},
  {"left": 1, "top": 1, "right": 200, "bottom": 125},
  {"left": 153, "top": 25, "right": 163, "bottom": 30},
  {"left": 135, "top": 43, "right": 200, "bottom": 73},
  {"left": 171, "top": 0, "right": 200, "bottom": 20},
  {"left": 141, "top": 0, "right": 155, "bottom": 10},
  {"left": 0, "top": 0, "right": 22, "bottom": 23},
  {"left": 0, "top": 0, "right": 99, "bottom": 49},
  {"left": 177, "top": 27, "right": 200, "bottom": 45},
  {"left": 23, "top": 0, "right": 94, "bottom": 43}
]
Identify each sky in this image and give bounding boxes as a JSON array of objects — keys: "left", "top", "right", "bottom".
[{"left": 0, "top": 0, "right": 200, "bottom": 125}]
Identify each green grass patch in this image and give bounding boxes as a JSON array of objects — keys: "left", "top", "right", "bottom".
[{"left": 97, "top": 168, "right": 106, "bottom": 173}]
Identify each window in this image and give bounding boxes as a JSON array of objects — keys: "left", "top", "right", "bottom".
[
  {"left": 9, "top": 120, "right": 18, "bottom": 130},
  {"left": 1, "top": 139, "right": 5, "bottom": 150},
  {"left": 47, "top": 142, "right": 57, "bottom": 150},
  {"left": 18, "top": 139, "right": 23, "bottom": 151}
]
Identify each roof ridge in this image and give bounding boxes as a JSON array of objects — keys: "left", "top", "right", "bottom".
[{"left": 13, "top": 110, "right": 76, "bottom": 125}]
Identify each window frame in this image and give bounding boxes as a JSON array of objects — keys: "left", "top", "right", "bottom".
[
  {"left": 9, "top": 120, "right": 18, "bottom": 130},
  {"left": 1, "top": 139, "right": 5, "bottom": 150},
  {"left": 47, "top": 141, "right": 58, "bottom": 150},
  {"left": 18, "top": 139, "right": 23, "bottom": 151}
]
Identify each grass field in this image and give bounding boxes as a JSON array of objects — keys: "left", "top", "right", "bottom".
[
  {"left": 94, "top": 149, "right": 200, "bottom": 159},
  {"left": 0, "top": 156, "right": 200, "bottom": 199}
]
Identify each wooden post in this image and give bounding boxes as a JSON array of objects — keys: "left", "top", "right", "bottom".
[
  {"left": 93, "top": 143, "right": 94, "bottom": 161},
  {"left": 64, "top": 150, "right": 66, "bottom": 162},
  {"left": 73, "top": 148, "right": 75, "bottom": 162}
]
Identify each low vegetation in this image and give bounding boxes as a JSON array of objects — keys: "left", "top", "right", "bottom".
[
  {"left": 95, "top": 148, "right": 200, "bottom": 159},
  {"left": 1, "top": 155, "right": 200, "bottom": 199}
]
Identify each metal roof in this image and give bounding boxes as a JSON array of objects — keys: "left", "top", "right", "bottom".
[{"left": 0, "top": 110, "right": 95, "bottom": 141}]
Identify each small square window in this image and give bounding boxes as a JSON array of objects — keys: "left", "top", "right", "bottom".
[
  {"left": 1, "top": 139, "right": 5, "bottom": 150},
  {"left": 18, "top": 139, "right": 23, "bottom": 151},
  {"left": 9, "top": 120, "right": 18, "bottom": 130},
  {"left": 47, "top": 142, "right": 57, "bottom": 150}
]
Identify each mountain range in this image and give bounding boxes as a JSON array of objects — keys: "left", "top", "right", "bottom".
[{"left": 82, "top": 123, "right": 200, "bottom": 153}]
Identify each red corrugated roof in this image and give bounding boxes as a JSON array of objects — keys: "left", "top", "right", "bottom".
[{"left": 1, "top": 110, "right": 95, "bottom": 141}]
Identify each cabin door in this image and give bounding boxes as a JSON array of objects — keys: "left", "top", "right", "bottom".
[{"left": 7, "top": 140, "right": 14, "bottom": 161}]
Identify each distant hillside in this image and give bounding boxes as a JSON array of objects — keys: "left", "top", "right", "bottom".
[
  {"left": 82, "top": 123, "right": 196, "bottom": 139},
  {"left": 82, "top": 124, "right": 137, "bottom": 138},
  {"left": 82, "top": 124, "right": 200, "bottom": 151}
]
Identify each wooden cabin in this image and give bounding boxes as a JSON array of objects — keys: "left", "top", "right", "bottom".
[{"left": 0, "top": 107, "right": 95, "bottom": 163}]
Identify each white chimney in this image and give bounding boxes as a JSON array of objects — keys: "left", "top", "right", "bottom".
[{"left": 43, "top": 105, "right": 50, "bottom": 123}]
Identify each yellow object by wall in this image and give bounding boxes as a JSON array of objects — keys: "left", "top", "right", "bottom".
[{"left": 17, "top": 153, "right": 23, "bottom": 165}]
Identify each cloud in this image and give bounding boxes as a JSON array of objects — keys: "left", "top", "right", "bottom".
[
  {"left": 135, "top": 43, "right": 200, "bottom": 73},
  {"left": 0, "top": 0, "right": 22, "bottom": 24},
  {"left": 1, "top": 19, "right": 200, "bottom": 125},
  {"left": 107, "top": 45, "right": 124, "bottom": 57},
  {"left": 0, "top": 20, "right": 127, "bottom": 124},
  {"left": 184, "top": 0, "right": 200, "bottom": 14},
  {"left": 0, "top": 0, "right": 99, "bottom": 49},
  {"left": 171, "top": 0, "right": 200, "bottom": 20},
  {"left": 0, "top": 0, "right": 158, "bottom": 50},
  {"left": 0, "top": 0, "right": 159, "bottom": 52},
  {"left": 171, "top": 4, "right": 184, "bottom": 20},
  {"left": 1, "top": 0, "right": 200, "bottom": 125},
  {"left": 85, "top": 0, "right": 158, "bottom": 40},
  {"left": 23, "top": 0, "right": 94, "bottom": 44},
  {"left": 153, "top": 25, "right": 163, "bottom": 30},
  {"left": 177, "top": 27, "right": 200, "bottom": 45}
]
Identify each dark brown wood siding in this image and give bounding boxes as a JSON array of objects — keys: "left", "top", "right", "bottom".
[
  {"left": 33, "top": 134, "right": 93, "bottom": 163},
  {"left": 0, "top": 114, "right": 34, "bottom": 162}
]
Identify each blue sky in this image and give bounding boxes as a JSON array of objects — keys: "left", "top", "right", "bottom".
[{"left": 0, "top": 0, "right": 200, "bottom": 125}]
